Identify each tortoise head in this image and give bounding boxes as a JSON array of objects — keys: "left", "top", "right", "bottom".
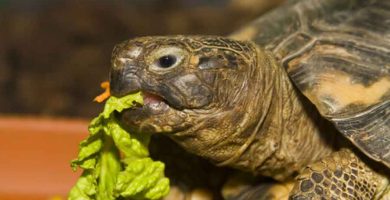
[{"left": 110, "top": 35, "right": 270, "bottom": 163}]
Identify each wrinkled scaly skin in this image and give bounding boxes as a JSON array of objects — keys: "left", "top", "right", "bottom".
[{"left": 109, "top": 35, "right": 389, "bottom": 199}]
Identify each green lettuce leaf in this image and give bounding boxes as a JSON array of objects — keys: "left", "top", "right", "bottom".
[
  {"left": 116, "top": 158, "right": 170, "bottom": 200},
  {"left": 68, "top": 170, "right": 97, "bottom": 200},
  {"left": 69, "top": 92, "right": 170, "bottom": 200}
]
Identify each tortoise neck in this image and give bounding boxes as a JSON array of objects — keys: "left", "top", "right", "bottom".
[
  {"left": 169, "top": 44, "right": 337, "bottom": 181},
  {"left": 229, "top": 46, "right": 337, "bottom": 181}
]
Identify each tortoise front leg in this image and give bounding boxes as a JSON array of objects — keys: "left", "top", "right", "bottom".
[{"left": 289, "top": 149, "right": 389, "bottom": 200}]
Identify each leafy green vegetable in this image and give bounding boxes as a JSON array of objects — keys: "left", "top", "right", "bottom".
[{"left": 69, "top": 93, "right": 170, "bottom": 200}]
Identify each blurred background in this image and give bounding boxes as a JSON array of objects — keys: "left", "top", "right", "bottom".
[
  {"left": 0, "top": 0, "right": 285, "bottom": 199},
  {"left": 0, "top": 0, "right": 284, "bottom": 118}
]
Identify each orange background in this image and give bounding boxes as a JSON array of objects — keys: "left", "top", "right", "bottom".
[{"left": 0, "top": 117, "right": 88, "bottom": 200}]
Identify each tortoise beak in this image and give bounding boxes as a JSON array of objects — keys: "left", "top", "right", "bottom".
[
  {"left": 110, "top": 63, "right": 142, "bottom": 97},
  {"left": 110, "top": 43, "right": 145, "bottom": 97},
  {"left": 110, "top": 67, "right": 186, "bottom": 110}
]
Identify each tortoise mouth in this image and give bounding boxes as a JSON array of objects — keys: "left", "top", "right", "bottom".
[
  {"left": 140, "top": 91, "right": 172, "bottom": 113},
  {"left": 120, "top": 90, "right": 174, "bottom": 115},
  {"left": 143, "top": 91, "right": 168, "bottom": 107},
  {"left": 117, "top": 90, "right": 187, "bottom": 134}
]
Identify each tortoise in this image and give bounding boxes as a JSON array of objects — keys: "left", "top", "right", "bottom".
[{"left": 108, "top": 0, "right": 390, "bottom": 199}]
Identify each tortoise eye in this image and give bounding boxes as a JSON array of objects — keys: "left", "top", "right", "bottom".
[
  {"left": 148, "top": 46, "right": 187, "bottom": 73},
  {"left": 157, "top": 55, "right": 177, "bottom": 68}
]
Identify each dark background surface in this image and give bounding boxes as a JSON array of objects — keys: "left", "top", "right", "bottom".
[{"left": 0, "top": 0, "right": 284, "bottom": 118}]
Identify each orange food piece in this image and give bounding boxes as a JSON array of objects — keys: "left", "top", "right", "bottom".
[{"left": 94, "top": 81, "right": 111, "bottom": 103}]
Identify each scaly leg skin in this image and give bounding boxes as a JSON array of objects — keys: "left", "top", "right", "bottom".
[{"left": 289, "top": 149, "right": 390, "bottom": 200}]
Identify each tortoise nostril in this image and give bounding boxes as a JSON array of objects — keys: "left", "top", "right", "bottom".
[
  {"left": 112, "top": 55, "right": 140, "bottom": 70},
  {"left": 125, "top": 46, "right": 143, "bottom": 58},
  {"left": 112, "top": 45, "right": 143, "bottom": 69}
]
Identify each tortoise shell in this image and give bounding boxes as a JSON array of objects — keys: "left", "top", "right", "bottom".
[{"left": 232, "top": 0, "right": 390, "bottom": 167}]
